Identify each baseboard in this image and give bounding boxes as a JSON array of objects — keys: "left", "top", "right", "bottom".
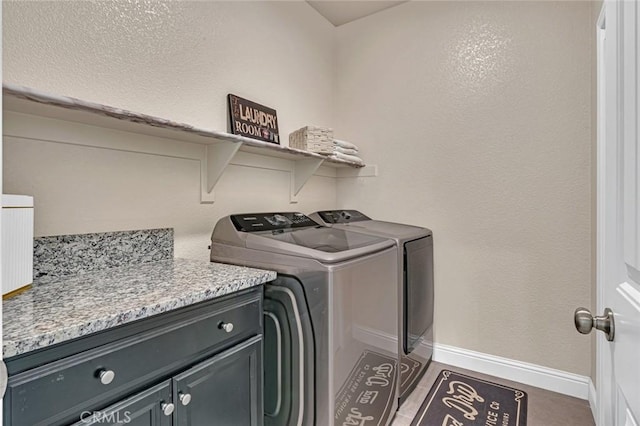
[
  {"left": 351, "top": 325, "right": 591, "bottom": 400},
  {"left": 351, "top": 324, "right": 398, "bottom": 354},
  {"left": 588, "top": 378, "right": 597, "bottom": 423},
  {"left": 433, "top": 343, "right": 590, "bottom": 400},
  {"left": 351, "top": 324, "right": 433, "bottom": 355}
]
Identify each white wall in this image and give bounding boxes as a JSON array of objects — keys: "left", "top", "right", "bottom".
[
  {"left": 2, "top": 1, "right": 338, "bottom": 260},
  {"left": 3, "top": 1, "right": 335, "bottom": 135},
  {"left": 3, "top": 0, "right": 595, "bottom": 379},
  {"left": 334, "top": 1, "right": 593, "bottom": 376}
]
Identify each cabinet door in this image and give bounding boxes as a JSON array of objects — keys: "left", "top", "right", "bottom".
[
  {"left": 71, "top": 380, "right": 172, "bottom": 426},
  {"left": 173, "top": 336, "right": 263, "bottom": 426}
]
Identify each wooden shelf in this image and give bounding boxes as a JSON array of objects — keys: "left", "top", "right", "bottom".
[{"left": 3, "top": 84, "right": 366, "bottom": 203}]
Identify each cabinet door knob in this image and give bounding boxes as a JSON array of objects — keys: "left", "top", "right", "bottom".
[
  {"left": 219, "top": 321, "right": 234, "bottom": 333},
  {"left": 98, "top": 369, "right": 115, "bottom": 385},
  {"left": 179, "top": 392, "right": 192, "bottom": 406},
  {"left": 161, "top": 402, "right": 175, "bottom": 416}
]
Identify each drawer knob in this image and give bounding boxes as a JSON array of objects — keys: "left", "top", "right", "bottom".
[
  {"left": 161, "top": 402, "right": 175, "bottom": 416},
  {"left": 98, "top": 369, "right": 115, "bottom": 385},
  {"left": 219, "top": 322, "right": 234, "bottom": 333},
  {"left": 179, "top": 392, "right": 192, "bottom": 406}
]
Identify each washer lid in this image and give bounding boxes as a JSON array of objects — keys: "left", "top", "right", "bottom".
[
  {"left": 309, "top": 211, "right": 431, "bottom": 240},
  {"left": 339, "top": 220, "right": 431, "bottom": 240},
  {"left": 245, "top": 227, "right": 394, "bottom": 263},
  {"left": 211, "top": 214, "right": 394, "bottom": 264}
]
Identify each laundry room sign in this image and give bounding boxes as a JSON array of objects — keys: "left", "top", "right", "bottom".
[{"left": 227, "top": 94, "right": 280, "bottom": 144}]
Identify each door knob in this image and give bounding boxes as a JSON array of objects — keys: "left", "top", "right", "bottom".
[{"left": 574, "top": 307, "right": 615, "bottom": 341}]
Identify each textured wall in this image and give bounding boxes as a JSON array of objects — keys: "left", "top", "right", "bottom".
[
  {"left": 3, "top": 1, "right": 335, "bottom": 136},
  {"left": 334, "top": 1, "right": 593, "bottom": 375},
  {"left": 3, "top": 0, "right": 595, "bottom": 377},
  {"left": 4, "top": 134, "right": 337, "bottom": 260},
  {"left": 2, "top": 1, "right": 337, "bottom": 260}
]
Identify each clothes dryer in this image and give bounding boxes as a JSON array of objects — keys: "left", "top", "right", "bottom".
[
  {"left": 211, "top": 212, "right": 400, "bottom": 426},
  {"left": 309, "top": 210, "right": 434, "bottom": 404}
]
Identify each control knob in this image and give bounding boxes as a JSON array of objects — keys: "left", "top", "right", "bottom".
[{"left": 273, "top": 214, "right": 289, "bottom": 224}]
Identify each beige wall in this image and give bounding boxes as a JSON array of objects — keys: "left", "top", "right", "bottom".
[
  {"left": 334, "top": 1, "right": 593, "bottom": 376},
  {"left": 2, "top": 1, "right": 338, "bottom": 260},
  {"left": 3, "top": 1, "right": 335, "bottom": 135},
  {"left": 4, "top": 1, "right": 596, "bottom": 378}
]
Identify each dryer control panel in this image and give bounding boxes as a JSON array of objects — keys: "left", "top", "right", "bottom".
[
  {"left": 315, "top": 210, "right": 371, "bottom": 224},
  {"left": 231, "top": 212, "right": 318, "bottom": 232}
]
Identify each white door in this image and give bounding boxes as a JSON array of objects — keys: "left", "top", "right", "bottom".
[
  {"left": 588, "top": 1, "right": 640, "bottom": 425},
  {"left": 0, "top": 0, "right": 6, "bottom": 417}
]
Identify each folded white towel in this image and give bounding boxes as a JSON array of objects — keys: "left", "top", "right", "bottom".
[
  {"left": 334, "top": 146, "right": 359, "bottom": 155},
  {"left": 333, "top": 139, "right": 359, "bottom": 150},
  {"left": 332, "top": 151, "right": 364, "bottom": 164}
]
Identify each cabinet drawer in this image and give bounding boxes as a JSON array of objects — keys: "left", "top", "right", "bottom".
[{"left": 6, "top": 295, "right": 261, "bottom": 426}]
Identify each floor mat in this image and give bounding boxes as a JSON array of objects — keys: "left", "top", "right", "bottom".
[
  {"left": 335, "top": 350, "right": 398, "bottom": 426},
  {"left": 400, "top": 356, "right": 424, "bottom": 391},
  {"left": 411, "top": 370, "right": 528, "bottom": 426}
]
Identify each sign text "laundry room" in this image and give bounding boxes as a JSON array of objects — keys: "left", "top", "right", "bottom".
[{"left": 228, "top": 94, "right": 280, "bottom": 144}]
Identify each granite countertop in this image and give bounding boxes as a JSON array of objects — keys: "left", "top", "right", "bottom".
[{"left": 3, "top": 258, "right": 276, "bottom": 358}]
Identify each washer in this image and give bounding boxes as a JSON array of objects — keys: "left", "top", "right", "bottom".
[
  {"left": 211, "top": 212, "right": 400, "bottom": 426},
  {"left": 309, "top": 210, "right": 434, "bottom": 404}
]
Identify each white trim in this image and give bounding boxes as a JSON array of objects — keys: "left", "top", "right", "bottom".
[
  {"left": 596, "top": 2, "right": 614, "bottom": 425},
  {"left": 589, "top": 378, "right": 598, "bottom": 424},
  {"left": 352, "top": 324, "right": 398, "bottom": 355},
  {"left": 433, "top": 343, "right": 590, "bottom": 400},
  {"left": 351, "top": 324, "right": 591, "bottom": 401},
  {"left": 351, "top": 324, "right": 434, "bottom": 359},
  {"left": 0, "top": 1, "right": 4, "bottom": 416}
]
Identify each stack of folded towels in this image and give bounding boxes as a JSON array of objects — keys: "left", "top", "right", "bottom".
[{"left": 331, "top": 139, "right": 364, "bottom": 164}]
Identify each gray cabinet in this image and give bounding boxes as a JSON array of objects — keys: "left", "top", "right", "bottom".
[
  {"left": 3, "top": 288, "right": 264, "bottom": 426},
  {"left": 173, "top": 337, "right": 262, "bottom": 426},
  {"left": 72, "top": 381, "right": 173, "bottom": 426}
]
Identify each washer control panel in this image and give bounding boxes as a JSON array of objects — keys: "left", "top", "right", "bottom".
[
  {"left": 316, "top": 210, "right": 371, "bottom": 224},
  {"left": 231, "top": 212, "right": 318, "bottom": 232}
]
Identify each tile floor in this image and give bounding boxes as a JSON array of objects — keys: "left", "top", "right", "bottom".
[{"left": 391, "top": 361, "right": 595, "bottom": 426}]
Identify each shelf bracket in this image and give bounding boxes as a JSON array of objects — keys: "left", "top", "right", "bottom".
[
  {"left": 290, "top": 158, "right": 325, "bottom": 203},
  {"left": 201, "top": 142, "right": 242, "bottom": 203}
]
